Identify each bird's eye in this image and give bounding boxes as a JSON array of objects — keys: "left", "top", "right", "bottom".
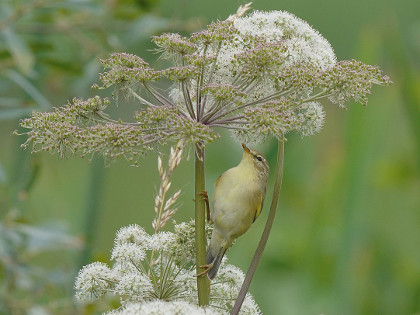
[{"left": 256, "top": 155, "right": 263, "bottom": 162}]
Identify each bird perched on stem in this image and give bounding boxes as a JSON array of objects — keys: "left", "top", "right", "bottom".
[{"left": 199, "top": 143, "right": 269, "bottom": 279}]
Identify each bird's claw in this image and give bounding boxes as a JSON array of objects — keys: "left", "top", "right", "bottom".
[
  {"left": 192, "top": 190, "right": 207, "bottom": 202},
  {"left": 196, "top": 190, "right": 208, "bottom": 201},
  {"left": 195, "top": 190, "right": 211, "bottom": 223},
  {"left": 196, "top": 263, "right": 213, "bottom": 278}
]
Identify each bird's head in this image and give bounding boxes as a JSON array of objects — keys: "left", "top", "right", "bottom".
[{"left": 241, "top": 143, "right": 269, "bottom": 179}]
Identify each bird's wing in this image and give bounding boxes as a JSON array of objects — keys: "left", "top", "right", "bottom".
[
  {"left": 209, "top": 174, "right": 223, "bottom": 224},
  {"left": 215, "top": 174, "right": 222, "bottom": 187},
  {"left": 253, "top": 192, "right": 265, "bottom": 223}
]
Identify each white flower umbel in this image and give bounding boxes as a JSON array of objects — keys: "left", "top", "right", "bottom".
[
  {"left": 233, "top": 10, "right": 336, "bottom": 70},
  {"left": 75, "top": 220, "right": 260, "bottom": 314},
  {"left": 115, "top": 273, "right": 153, "bottom": 302},
  {"left": 107, "top": 300, "right": 219, "bottom": 315},
  {"left": 75, "top": 262, "right": 116, "bottom": 302},
  {"left": 115, "top": 224, "right": 151, "bottom": 247},
  {"left": 208, "top": 263, "right": 262, "bottom": 315}
]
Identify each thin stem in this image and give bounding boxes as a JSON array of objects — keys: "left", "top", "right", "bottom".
[
  {"left": 207, "top": 88, "right": 294, "bottom": 124},
  {"left": 207, "top": 100, "right": 222, "bottom": 116},
  {"left": 200, "top": 100, "right": 223, "bottom": 123},
  {"left": 202, "top": 42, "right": 222, "bottom": 109},
  {"left": 143, "top": 84, "right": 174, "bottom": 107},
  {"left": 210, "top": 124, "right": 249, "bottom": 131},
  {"left": 300, "top": 89, "right": 330, "bottom": 103},
  {"left": 212, "top": 116, "right": 245, "bottom": 124},
  {"left": 95, "top": 113, "right": 143, "bottom": 126},
  {"left": 194, "top": 144, "right": 210, "bottom": 305},
  {"left": 126, "top": 87, "right": 159, "bottom": 108},
  {"left": 197, "top": 44, "right": 208, "bottom": 120},
  {"left": 230, "top": 138, "right": 285, "bottom": 315},
  {"left": 182, "top": 81, "right": 196, "bottom": 119}
]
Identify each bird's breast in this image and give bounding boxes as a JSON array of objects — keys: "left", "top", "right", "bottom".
[{"left": 211, "top": 166, "right": 263, "bottom": 237}]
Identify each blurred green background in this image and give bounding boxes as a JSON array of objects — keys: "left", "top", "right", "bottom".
[{"left": 1, "top": 0, "right": 419, "bottom": 314}]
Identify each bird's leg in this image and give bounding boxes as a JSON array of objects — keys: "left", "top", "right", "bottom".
[
  {"left": 196, "top": 261, "right": 214, "bottom": 277},
  {"left": 196, "top": 190, "right": 211, "bottom": 223}
]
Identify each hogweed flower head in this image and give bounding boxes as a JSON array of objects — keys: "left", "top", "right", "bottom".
[
  {"left": 75, "top": 220, "right": 258, "bottom": 314},
  {"left": 18, "top": 9, "right": 390, "bottom": 161}
]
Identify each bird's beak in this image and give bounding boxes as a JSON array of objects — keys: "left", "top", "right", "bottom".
[{"left": 241, "top": 143, "right": 251, "bottom": 154}]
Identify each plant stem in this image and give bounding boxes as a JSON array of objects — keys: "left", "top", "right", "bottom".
[
  {"left": 195, "top": 144, "right": 210, "bottom": 305},
  {"left": 230, "top": 138, "right": 285, "bottom": 315}
]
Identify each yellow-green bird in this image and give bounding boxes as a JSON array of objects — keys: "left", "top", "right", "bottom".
[{"left": 204, "top": 143, "right": 269, "bottom": 280}]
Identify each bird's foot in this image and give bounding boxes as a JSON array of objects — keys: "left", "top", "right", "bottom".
[
  {"left": 196, "top": 190, "right": 208, "bottom": 201},
  {"left": 192, "top": 190, "right": 207, "bottom": 202},
  {"left": 196, "top": 262, "right": 213, "bottom": 278},
  {"left": 194, "top": 191, "right": 211, "bottom": 223}
]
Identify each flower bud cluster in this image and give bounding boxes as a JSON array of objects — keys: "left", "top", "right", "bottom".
[
  {"left": 236, "top": 98, "right": 325, "bottom": 141},
  {"left": 99, "top": 53, "right": 160, "bottom": 88},
  {"left": 191, "top": 20, "right": 238, "bottom": 45},
  {"left": 201, "top": 84, "right": 247, "bottom": 102},
  {"left": 320, "top": 59, "right": 391, "bottom": 107},
  {"left": 162, "top": 66, "right": 201, "bottom": 82},
  {"left": 152, "top": 33, "right": 197, "bottom": 58}
]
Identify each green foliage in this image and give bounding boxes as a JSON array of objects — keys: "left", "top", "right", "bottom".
[{"left": 1, "top": 0, "right": 166, "bottom": 313}]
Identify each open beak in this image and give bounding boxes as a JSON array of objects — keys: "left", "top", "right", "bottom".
[{"left": 241, "top": 143, "right": 251, "bottom": 154}]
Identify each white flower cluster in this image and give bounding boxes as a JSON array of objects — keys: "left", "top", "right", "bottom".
[
  {"left": 74, "top": 262, "right": 115, "bottom": 302},
  {"left": 233, "top": 10, "right": 336, "bottom": 70},
  {"left": 213, "top": 10, "right": 335, "bottom": 89},
  {"left": 213, "top": 10, "right": 336, "bottom": 139},
  {"left": 107, "top": 301, "right": 215, "bottom": 315},
  {"left": 166, "top": 10, "right": 337, "bottom": 140},
  {"left": 75, "top": 221, "right": 260, "bottom": 314}
]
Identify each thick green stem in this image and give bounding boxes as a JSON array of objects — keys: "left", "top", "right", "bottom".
[
  {"left": 195, "top": 144, "right": 210, "bottom": 305},
  {"left": 231, "top": 139, "right": 285, "bottom": 315}
]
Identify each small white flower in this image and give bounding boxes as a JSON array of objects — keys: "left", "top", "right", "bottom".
[
  {"left": 115, "top": 273, "right": 153, "bottom": 302},
  {"left": 233, "top": 10, "right": 336, "bottom": 70},
  {"left": 106, "top": 300, "right": 221, "bottom": 315},
  {"left": 112, "top": 261, "right": 140, "bottom": 276},
  {"left": 149, "top": 231, "right": 177, "bottom": 252},
  {"left": 297, "top": 101, "right": 325, "bottom": 136},
  {"left": 170, "top": 220, "right": 213, "bottom": 264},
  {"left": 217, "top": 264, "right": 245, "bottom": 287},
  {"left": 111, "top": 243, "right": 147, "bottom": 265},
  {"left": 240, "top": 293, "right": 263, "bottom": 315},
  {"left": 115, "top": 224, "right": 151, "bottom": 248},
  {"left": 74, "top": 262, "right": 115, "bottom": 302}
]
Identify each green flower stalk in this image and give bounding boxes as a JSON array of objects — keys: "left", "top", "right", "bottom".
[{"left": 18, "top": 6, "right": 390, "bottom": 312}]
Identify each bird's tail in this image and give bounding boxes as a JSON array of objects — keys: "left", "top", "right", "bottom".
[
  {"left": 206, "top": 246, "right": 227, "bottom": 280},
  {"left": 206, "top": 230, "right": 229, "bottom": 280}
]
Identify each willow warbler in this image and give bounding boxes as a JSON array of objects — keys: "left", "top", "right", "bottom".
[{"left": 204, "top": 143, "right": 269, "bottom": 280}]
